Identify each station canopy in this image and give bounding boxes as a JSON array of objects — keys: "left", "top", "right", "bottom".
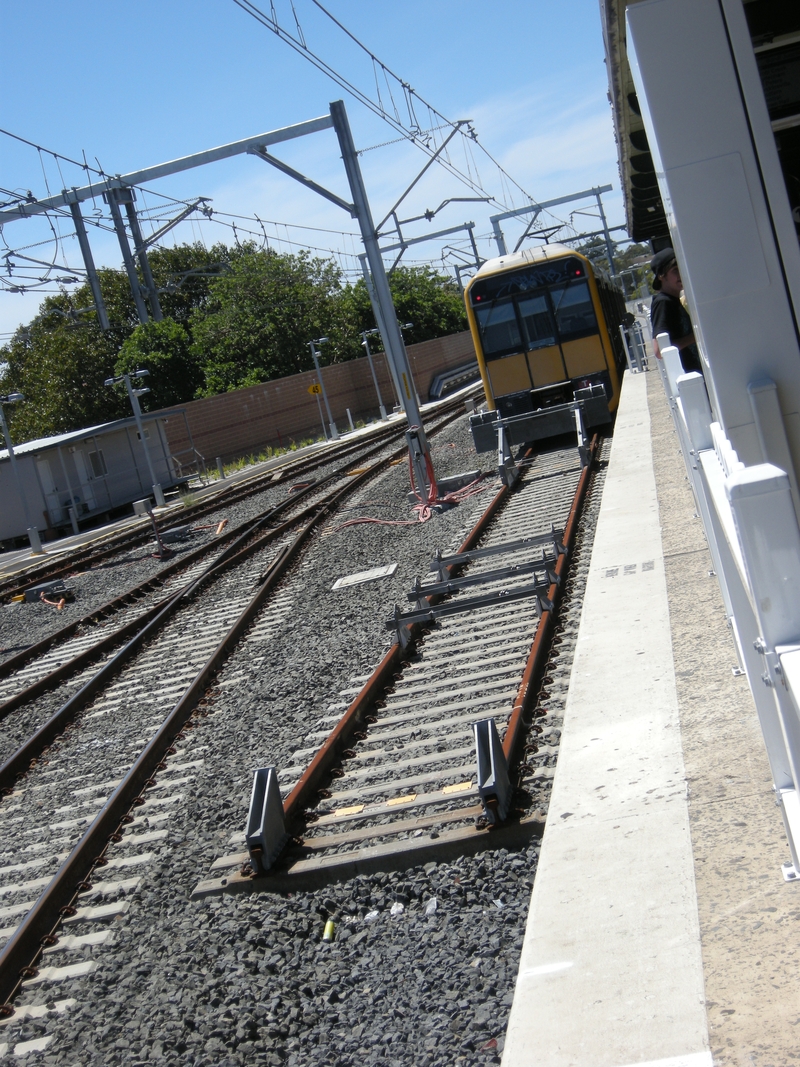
[{"left": 600, "top": 0, "right": 671, "bottom": 247}]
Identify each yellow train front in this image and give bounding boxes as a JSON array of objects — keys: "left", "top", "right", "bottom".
[{"left": 464, "top": 244, "right": 628, "bottom": 452}]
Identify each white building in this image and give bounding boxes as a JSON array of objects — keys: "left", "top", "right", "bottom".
[{"left": 0, "top": 409, "right": 193, "bottom": 545}]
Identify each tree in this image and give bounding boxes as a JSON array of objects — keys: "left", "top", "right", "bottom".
[
  {"left": 337, "top": 266, "right": 467, "bottom": 353},
  {"left": 116, "top": 318, "right": 202, "bottom": 409},
  {"left": 190, "top": 245, "right": 345, "bottom": 396},
  {"left": 0, "top": 241, "right": 471, "bottom": 440}
]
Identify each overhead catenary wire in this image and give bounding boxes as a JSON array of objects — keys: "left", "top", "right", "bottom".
[{"left": 228, "top": 0, "right": 536, "bottom": 213}]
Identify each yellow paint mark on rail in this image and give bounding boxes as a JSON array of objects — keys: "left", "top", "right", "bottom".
[
  {"left": 334, "top": 804, "right": 365, "bottom": 817},
  {"left": 387, "top": 794, "right": 417, "bottom": 806}
]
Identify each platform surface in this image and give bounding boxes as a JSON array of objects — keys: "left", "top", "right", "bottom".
[{"left": 502, "top": 369, "right": 711, "bottom": 1067}]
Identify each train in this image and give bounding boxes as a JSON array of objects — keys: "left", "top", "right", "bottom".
[{"left": 463, "top": 244, "right": 629, "bottom": 452}]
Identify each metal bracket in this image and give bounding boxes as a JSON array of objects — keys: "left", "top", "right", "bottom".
[
  {"left": 390, "top": 605, "right": 414, "bottom": 649},
  {"left": 387, "top": 577, "right": 553, "bottom": 631},
  {"left": 245, "top": 767, "right": 289, "bottom": 874},
  {"left": 497, "top": 424, "right": 519, "bottom": 488},
  {"left": 473, "top": 718, "right": 512, "bottom": 824},
  {"left": 782, "top": 861, "right": 800, "bottom": 883},
  {"left": 406, "top": 427, "right": 436, "bottom": 503},
  {"left": 408, "top": 557, "right": 557, "bottom": 606},
  {"left": 574, "top": 406, "right": 589, "bottom": 468},
  {"left": 430, "top": 527, "right": 565, "bottom": 581}
]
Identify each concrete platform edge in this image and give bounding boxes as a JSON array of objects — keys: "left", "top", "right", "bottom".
[{"left": 501, "top": 370, "right": 710, "bottom": 1067}]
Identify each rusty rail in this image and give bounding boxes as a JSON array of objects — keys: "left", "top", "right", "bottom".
[{"left": 0, "top": 408, "right": 472, "bottom": 1008}]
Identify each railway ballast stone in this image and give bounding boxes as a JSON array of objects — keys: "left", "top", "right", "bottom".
[{"left": 0, "top": 418, "right": 607, "bottom": 1067}]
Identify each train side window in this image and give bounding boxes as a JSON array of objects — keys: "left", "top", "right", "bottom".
[
  {"left": 475, "top": 299, "right": 522, "bottom": 357},
  {"left": 518, "top": 293, "right": 556, "bottom": 350},
  {"left": 550, "top": 280, "right": 598, "bottom": 339}
]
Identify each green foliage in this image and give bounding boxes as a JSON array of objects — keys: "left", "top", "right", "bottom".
[
  {"left": 190, "top": 245, "right": 343, "bottom": 395},
  {"left": 336, "top": 266, "right": 467, "bottom": 354},
  {"left": 1, "top": 240, "right": 468, "bottom": 442},
  {"left": 116, "top": 319, "right": 201, "bottom": 409}
]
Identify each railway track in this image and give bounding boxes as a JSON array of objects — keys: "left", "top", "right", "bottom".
[
  {"left": 0, "top": 404, "right": 474, "bottom": 1021},
  {"left": 0, "top": 400, "right": 469, "bottom": 731},
  {"left": 194, "top": 435, "right": 601, "bottom": 897},
  {"left": 0, "top": 392, "right": 476, "bottom": 603}
]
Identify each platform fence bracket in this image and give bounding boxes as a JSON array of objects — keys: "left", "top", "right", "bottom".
[{"left": 659, "top": 350, "right": 800, "bottom": 876}]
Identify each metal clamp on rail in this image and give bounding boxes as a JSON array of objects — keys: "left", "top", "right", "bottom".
[
  {"left": 387, "top": 578, "right": 554, "bottom": 636},
  {"left": 430, "top": 527, "right": 565, "bottom": 581},
  {"left": 408, "top": 558, "right": 558, "bottom": 608},
  {"left": 245, "top": 767, "right": 289, "bottom": 874},
  {"left": 473, "top": 718, "right": 511, "bottom": 825},
  {"left": 497, "top": 424, "right": 519, "bottom": 488}
]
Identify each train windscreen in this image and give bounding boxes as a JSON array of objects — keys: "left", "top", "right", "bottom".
[
  {"left": 474, "top": 299, "right": 522, "bottom": 358},
  {"left": 550, "top": 280, "right": 598, "bottom": 339},
  {"left": 471, "top": 257, "right": 597, "bottom": 356}
]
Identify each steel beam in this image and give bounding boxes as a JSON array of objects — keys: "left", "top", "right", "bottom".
[
  {"left": 66, "top": 199, "right": 110, "bottom": 331},
  {"left": 0, "top": 116, "right": 335, "bottom": 225}
]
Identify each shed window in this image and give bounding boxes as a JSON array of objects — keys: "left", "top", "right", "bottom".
[{"left": 88, "top": 449, "right": 108, "bottom": 478}]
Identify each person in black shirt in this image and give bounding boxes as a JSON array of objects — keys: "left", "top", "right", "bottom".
[{"left": 649, "top": 248, "right": 702, "bottom": 373}]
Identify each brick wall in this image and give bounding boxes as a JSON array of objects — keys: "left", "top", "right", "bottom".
[{"left": 158, "top": 330, "right": 476, "bottom": 465}]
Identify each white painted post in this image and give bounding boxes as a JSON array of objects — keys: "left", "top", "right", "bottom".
[
  {"left": 747, "top": 378, "right": 800, "bottom": 519},
  {"left": 726, "top": 463, "right": 800, "bottom": 872}
]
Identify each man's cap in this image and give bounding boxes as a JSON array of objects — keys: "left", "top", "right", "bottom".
[{"left": 651, "top": 247, "right": 676, "bottom": 290}]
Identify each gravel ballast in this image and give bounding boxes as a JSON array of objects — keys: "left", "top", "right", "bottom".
[{"left": 0, "top": 416, "right": 608, "bottom": 1066}]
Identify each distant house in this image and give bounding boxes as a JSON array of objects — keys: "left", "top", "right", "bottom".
[{"left": 0, "top": 409, "right": 198, "bottom": 545}]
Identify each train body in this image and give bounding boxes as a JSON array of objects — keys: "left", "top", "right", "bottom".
[{"left": 464, "top": 244, "right": 628, "bottom": 451}]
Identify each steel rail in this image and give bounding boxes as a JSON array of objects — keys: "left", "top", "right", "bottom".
[
  {"left": 0, "top": 420, "right": 401, "bottom": 603},
  {"left": 0, "top": 404, "right": 468, "bottom": 719},
  {"left": 500, "top": 434, "right": 599, "bottom": 768},
  {"left": 0, "top": 389, "right": 477, "bottom": 602},
  {"left": 0, "top": 423, "right": 436, "bottom": 1010},
  {"left": 0, "top": 437, "right": 413, "bottom": 792},
  {"left": 282, "top": 452, "right": 525, "bottom": 828},
  {"left": 281, "top": 439, "right": 592, "bottom": 839}
]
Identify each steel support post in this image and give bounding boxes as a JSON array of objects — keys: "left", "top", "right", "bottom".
[
  {"left": 313, "top": 384, "right": 328, "bottom": 440},
  {"left": 66, "top": 198, "right": 110, "bottom": 331},
  {"left": 358, "top": 254, "right": 401, "bottom": 408},
  {"left": 121, "top": 193, "right": 163, "bottom": 321},
  {"left": 124, "top": 376, "right": 164, "bottom": 505},
  {"left": 309, "top": 342, "right": 338, "bottom": 440},
  {"left": 595, "top": 189, "right": 617, "bottom": 276},
  {"left": 361, "top": 331, "right": 388, "bottom": 420},
  {"left": 0, "top": 402, "right": 43, "bottom": 554},
  {"left": 619, "top": 324, "right": 638, "bottom": 373},
  {"left": 330, "top": 100, "right": 435, "bottom": 497},
  {"left": 105, "top": 190, "right": 149, "bottom": 324}
]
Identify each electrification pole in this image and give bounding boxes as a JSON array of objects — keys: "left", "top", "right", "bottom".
[
  {"left": 308, "top": 338, "right": 338, "bottom": 440},
  {"left": 105, "top": 371, "right": 165, "bottom": 505},
  {"left": 331, "top": 100, "right": 436, "bottom": 497},
  {"left": 361, "top": 329, "right": 388, "bottom": 420},
  {"left": 595, "top": 189, "right": 617, "bottom": 277}
]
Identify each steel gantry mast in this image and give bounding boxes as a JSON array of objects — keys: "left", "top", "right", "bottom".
[{"left": 0, "top": 103, "right": 439, "bottom": 493}]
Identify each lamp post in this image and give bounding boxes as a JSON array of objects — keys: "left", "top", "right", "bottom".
[
  {"left": 105, "top": 370, "right": 165, "bottom": 506},
  {"left": 0, "top": 393, "right": 44, "bottom": 554},
  {"left": 360, "top": 329, "right": 388, "bottom": 421},
  {"left": 308, "top": 338, "right": 338, "bottom": 441}
]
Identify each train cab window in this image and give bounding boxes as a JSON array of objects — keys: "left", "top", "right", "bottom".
[
  {"left": 549, "top": 280, "right": 598, "bottom": 339},
  {"left": 474, "top": 299, "right": 522, "bottom": 358},
  {"left": 518, "top": 293, "right": 556, "bottom": 350}
]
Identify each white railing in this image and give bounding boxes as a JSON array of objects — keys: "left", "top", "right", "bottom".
[{"left": 656, "top": 332, "right": 800, "bottom": 880}]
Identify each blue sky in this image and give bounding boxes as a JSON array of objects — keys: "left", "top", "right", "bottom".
[{"left": 0, "top": 0, "right": 623, "bottom": 339}]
